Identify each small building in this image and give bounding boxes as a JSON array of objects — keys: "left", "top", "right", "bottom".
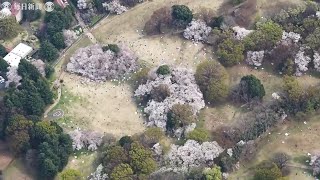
[
  {"left": 3, "top": 43, "right": 33, "bottom": 67},
  {"left": 54, "top": 0, "right": 69, "bottom": 9}
]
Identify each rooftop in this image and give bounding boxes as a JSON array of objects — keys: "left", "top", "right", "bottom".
[{"left": 3, "top": 43, "right": 33, "bottom": 67}]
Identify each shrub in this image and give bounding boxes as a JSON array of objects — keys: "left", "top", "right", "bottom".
[
  {"left": 172, "top": 5, "right": 193, "bottom": 27},
  {"left": 59, "top": 169, "right": 82, "bottom": 180},
  {"left": 156, "top": 65, "right": 171, "bottom": 75},
  {"left": 102, "top": 44, "right": 120, "bottom": 54},
  {"left": 217, "top": 38, "right": 245, "bottom": 66},
  {"left": 186, "top": 128, "right": 210, "bottom": 143},
  {"left": 243, "top": 21, "right": 283, "bottom": 51},
  {"left": 166, "top": 104, "right": 196, "bottom": 131},
  {"left": 119, "top": 136, "right": 133, "bottom": 147},
  {"left": 253, "top": 161, "right": 283, "bottom": 180},
  {"left": 239, "top": 75, "right": 265, "bottom": 101},
  {"left": 195, "top": 61, "right": 229, "bottom": 104}
]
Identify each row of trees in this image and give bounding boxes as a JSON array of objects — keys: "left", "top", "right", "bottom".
[
  {"left": 0, "top": 59, "right": 72, "bottom": 179},
  {"left": 38, "top": 5, "right": 75, "bottom": 62}
]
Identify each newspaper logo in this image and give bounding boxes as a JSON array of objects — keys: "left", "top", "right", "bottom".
[
  {"left": 1, "top": 1, "right": 11, "bottom": 10},
  {"left": 44, "top": 2, "right": 54, "bottom": 12}
]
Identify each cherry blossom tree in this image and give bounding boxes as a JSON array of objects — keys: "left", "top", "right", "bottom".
[
  {"left": 5, "top": 66, "right": 21, "bottom": 87},
  {"left": 294, "top": 47, "right": 311, "bottom": 76},
  {"left": 69, "top": 129, "right": 103, "bottom": 151},
  {"left": 63, "top": 30, "right": 78, "bottom": 47},
  {"left": 67, "top": 44, "right": 138, "bottom": 81},
  {"left": 77, "top": 0, "right": 89, "bottom": 9},
  {"left": 89, "top": 164, "right": 108, "bottom": 180},
  {"left": 183, "top": 19, "right": 212, "bottom": 42},
  {"left": 246, "top": 51, "right": 264, "bottom": 67},
  {"left": 134, "top": 67, "right": 205, "bottom": 129},
  {"left": 282, "top": 31, "right": 301, "bottom": 43},
  {"left": 31, "top": 59, "right": 46, "bottom": 77},
  {"left": 232, "top": 26, "right": 253, "bottom": 40},
  {"left": 103, "top": 0, "right": 127, "bottom": 15},
  {"left": 314, "top": 51, "right": 320, "bottom": 71},
  {"left": 164, "top": 140, "right": 224, "bottom": 170}
]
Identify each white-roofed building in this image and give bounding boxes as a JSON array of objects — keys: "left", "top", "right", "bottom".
[
  {"left": 3, "top": 43, "right": 33, "bottom": 67},
  {"left": 10, "top": 43, "right": 33, "bottom": 58}
]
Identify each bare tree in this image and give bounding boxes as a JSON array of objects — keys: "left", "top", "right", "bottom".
[{"left": 271, "top": 152, "right": 291, "bottom": 169}]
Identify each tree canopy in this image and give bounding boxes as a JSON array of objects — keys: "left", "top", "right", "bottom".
[
  {"left": 172, "top": 5, "right": 193, "bottom": 27},
  {"left": 0, "top": 17, "right": 22, "bottom": 40},
  {"left": 195, "top": 61, "right": 229, "bottom": 104}
]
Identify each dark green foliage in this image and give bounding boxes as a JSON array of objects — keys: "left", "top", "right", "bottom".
[
  {"left": 45, "top": 65, "right": 55, "bottom": 79},
  {"left": 195, "top": 61, "right": 229, "bottom": 104},
  {"left": 156, "top": 65, "right": 171, "bottom": 75},
  {"left": 243, "top": 21, "right": 283, "bottom": 51},
  {"left": 103, "top": 141, "right": 157, "bottom": 177},
  {"left": 231, "top": 0, "right": 245, "bottom": 5},
  {"left": 0, "top": 57, "right": 9, "bottom": 78},
  {"left": 172, "top": 5, "right": 193, "bottom": 27},
  {"left": 4, "top": 60, "right": 53, "bottom": 117},
  {"left": 22, "top": 0, "right": 41, "bottom": 22},
  {"left": 0, "top": 17, "right": 22, "bottom": 40},
  {"left": 238, "top": 75, "right": 265, "bottom": 102},
  {"left": 45, "top": 9, "right": 72, "bottom": 34},
  {"left": 93, "top": 0, "right": 105, "bottom": 13},
  {"left": 217, "top": 38, "right": 245, "bottom": 66},
  {"left": 280, "top": 76, "right": 320, "bottom": 117},
  {"left": 253, "top": 161, "right": 283, "bottom": 180},
  {"left": 119, "top": 136, "right": 133, "bottom": 147},
  {"left": 210, "top": 16, "right": 224, "bottom": 28},
  {"left": 102, "top": 44, "right": 120, "bottom": 54},
  {"left": 51, "top": 32, "right": 66, "bottom": 50},
  {"left": 37, "top": 132, "right": 72, "bottom": 179},
  {"left": 186, "top": 128, "right": 210, "bottom": 143},
  {"left": 0, "top": 44, "right": 7, "bottom": 57},
  {"left": 39, "top": 41, "right": 59, "bottom": 62}
]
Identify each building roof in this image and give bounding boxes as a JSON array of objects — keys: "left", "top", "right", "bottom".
[
  {"left": 10, "top": 43, "right": 33, "bottom": 58},
  {"left": 55, "top": 0, "right": 69, "bottom": 8},
  {"left": 3, "top": 53, "right": 21, "bottom": 67},
  {"left": 3, "top": 43, "right": 33, "bottom": 67}
]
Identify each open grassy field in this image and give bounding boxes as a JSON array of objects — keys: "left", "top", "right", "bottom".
[{"left": 43, "top": 0, "right": 320, "bottom": 178}]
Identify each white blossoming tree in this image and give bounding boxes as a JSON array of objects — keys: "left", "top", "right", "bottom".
[
  {"left": 103, "top": 0, "right": 127, "bottom": 15},
  {"left": 246, "top": 51, "right": 264, "bottom": 67},
  {"left": 314, "top": 51, "right": 320, "bottom": 72},
  {"left": 89, "top": 164, "right": 108, "bottom": 180},
  {"left": 164, "top": 140, "right": 224, "bottom": 169},
  {"left": 5, "top": 66, "right": 22, "bottom": 87},
  {"left": 63, "top": 30, "right": 78, "bottom": 47},
  {"left": 134, "top": 67, "right": 205, "bottom": 129},
  {"left": 294, "top": 48, "right": 311, "bottom": 76},
  {"left": 232, "top": 26, "right": 253, "bottom": 40},
  {"left": 66, "top": 44, "right": 138, "bottom": 81},
  {"left": 282, "top": 31, "right": 301, "bottom": 43},
  {"left": 31, "top": 59, "right": 46, "bottom": 77},
  {"left": 69, "top": 129, "right": 103, "bottom": 151},
  {"left": 77, "top": 0, "right": 88, "bottom": 9},
  {"left": 183, "top": 19, "right": 212, "bottom": 42}
]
